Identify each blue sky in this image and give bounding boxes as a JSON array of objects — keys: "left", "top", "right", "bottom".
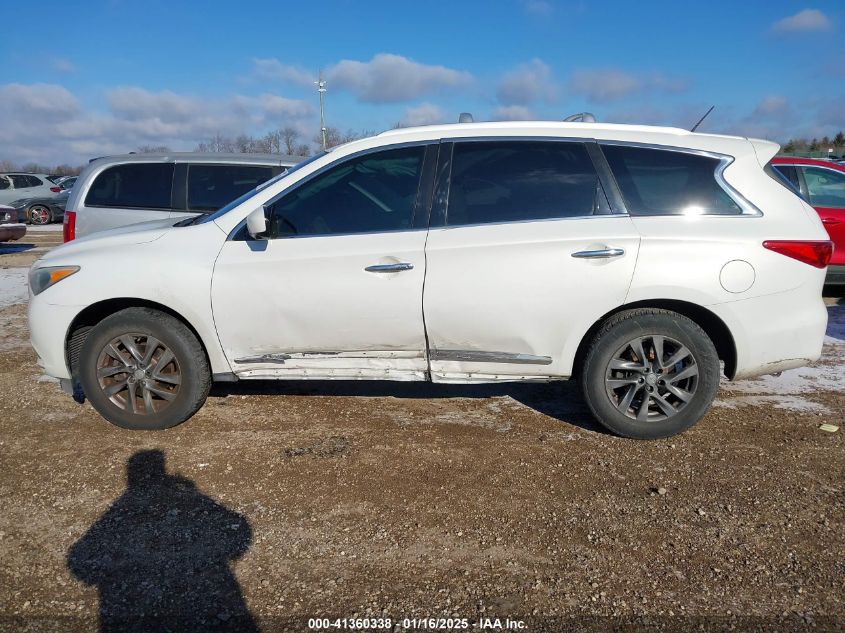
[{"left": 1, "top": 0, "right": 843, "bottom": 165}]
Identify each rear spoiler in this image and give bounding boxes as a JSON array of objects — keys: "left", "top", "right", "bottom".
[{"left": 748, "top": 138, "right": 780, "bottom": 166}]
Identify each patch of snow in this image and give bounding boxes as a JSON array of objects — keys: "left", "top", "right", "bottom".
[
  {"left": 714, "top": 395, "right": 829, "bottom": 413},
  {"left": 28, "top": 224, "right": 63, "bottom": 232},
  {"left": 0, "top": 268, "right": 29, "bottom": 307}
]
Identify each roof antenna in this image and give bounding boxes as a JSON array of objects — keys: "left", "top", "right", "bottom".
[
  {"left": 458, "top": 112, "right": 474, "bottom": 123},
  {"left": 690, "top": 105, "right": 715, "bottom": 132}
]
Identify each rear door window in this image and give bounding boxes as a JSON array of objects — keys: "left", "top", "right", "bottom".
[
  {"left": 602, "top": 144, "right": 742, "bottom": 215},
  {"left": 25, "top": 175, "right": 43, "bottom": 187},
  {"left": 85, "top": 163, "right": 175, "bottom": 209},
  {"left": 799, "top": 166, "right": 845, "bottom": 208},
  {"left": 187, "top": 165, "right": 274, "bottom": 212},
  {"left": 446, "top": 141, "right": 604, "bottom": 226},
  {"left": 772, "top": 164, "right": 800, "bottom": 190}
]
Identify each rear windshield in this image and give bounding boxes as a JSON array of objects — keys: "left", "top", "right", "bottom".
[{"left": 602, "top": 145, "right": 742, "bottom": 215}]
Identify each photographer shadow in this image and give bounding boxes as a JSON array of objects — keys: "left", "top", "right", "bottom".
[{"left": 67, "top": 450, "right": 259, "bottom": 632}]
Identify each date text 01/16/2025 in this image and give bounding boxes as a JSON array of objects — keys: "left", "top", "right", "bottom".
[{"left": 307, "top": 617, "right": 528, "bottom": 630}]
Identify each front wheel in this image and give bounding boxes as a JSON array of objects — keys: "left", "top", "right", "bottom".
[
  {"left": 581, "top": 309, "right": 720, "bottom": 439},
  {"left": 78, "top": 308, "right": 211, "bottom": 430}
]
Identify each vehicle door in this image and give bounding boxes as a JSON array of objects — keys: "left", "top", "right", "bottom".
[
  {"left": 423, "top": 139, "right": 640, "bottom": 381},
  {"left": 211, "top": 143, "right": 436, "bottom": 379},
  {"left": 797, "top": 164, "right": 845, "bottom": 267}
]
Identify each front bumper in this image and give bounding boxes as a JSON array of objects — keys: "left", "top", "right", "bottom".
[
  {"left": 0, "top": 223, "right": 26, "bottom": 242},
  {"left": 29, "top": 297, "right": 83, "bottom": 380},
  {"left": 826, "top": 265, "right": 845, "bottom": 286}
]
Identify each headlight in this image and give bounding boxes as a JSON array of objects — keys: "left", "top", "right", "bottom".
[{"left": 29, "top": 266, "right": 80, "bottom": 296}]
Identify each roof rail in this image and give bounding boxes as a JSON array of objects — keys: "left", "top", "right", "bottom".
[{"left": 563, "top": 112, "right": 597, "bottom": 123}]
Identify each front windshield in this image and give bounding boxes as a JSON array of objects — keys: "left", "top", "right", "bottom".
[{"left": 196, "top": 152, "right": 327, "bottom": 225}]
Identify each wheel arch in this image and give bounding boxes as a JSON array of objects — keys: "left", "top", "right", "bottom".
[
  {"left": 65, "top": 298, "right": 218, "bottom": 379},
  {"left": 572, "top": 299, "right": 737, "bottom": 381}
]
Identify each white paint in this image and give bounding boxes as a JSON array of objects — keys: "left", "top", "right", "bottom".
[{"left": 719, "top": 259, "right": 755, "bottom": 293}]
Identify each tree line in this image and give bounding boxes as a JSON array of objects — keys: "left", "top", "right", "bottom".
[{"left": 782, "top": 131, "right": 845, "bottom": 155}]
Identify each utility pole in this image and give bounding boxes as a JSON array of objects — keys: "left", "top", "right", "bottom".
[{"left": 315, "top": 70, "right": 327, "bottom": 150}]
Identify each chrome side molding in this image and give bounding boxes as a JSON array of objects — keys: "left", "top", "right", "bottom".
[{"left": 430, "top": 349, "right": 553, "bottom": 365}]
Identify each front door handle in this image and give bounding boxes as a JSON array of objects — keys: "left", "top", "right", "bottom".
[
  {"left": 571, "top": 247, "right": 626, "bottom": 259},
  {"left": 364, "top": 262, "right": 414, "bottom": 273},
  {"left": 821, "top": 217, "right": 840, "bottom": 226}
]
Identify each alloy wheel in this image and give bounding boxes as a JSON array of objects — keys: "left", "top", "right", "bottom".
[
  {"left": 95, "top": 334, "right": 182, "bottom": 415},
  {"left": 604, "top": 334, "right": 699, "bottom": 421},
  {"left": 29, "top": 205, "right": 50, "bottom": 225}
]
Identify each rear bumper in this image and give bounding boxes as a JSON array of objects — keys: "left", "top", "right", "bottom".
[
  {"left": 826, "top": 265, "right": 845, "bottom": 285},
  {"left": 0, "top": 223, "right": 26, "bottom": 242},
  {"left": 710, "top": 283, "right": 828, "bottom": 381}
]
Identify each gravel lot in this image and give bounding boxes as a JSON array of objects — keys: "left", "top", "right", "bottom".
[{"left": 1, "top": 227, "right": 843, "bottom": 632}]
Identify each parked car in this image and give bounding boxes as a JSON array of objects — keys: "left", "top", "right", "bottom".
[
  {"left": 771, "top": 157, "right": 845, "bottom": 285},
  {"left": 0, "top": 173, "right": 62, "bottom": 206},
  {"left": 58, "top": 176, "right": 77, "bottom": 190},
  {"left": 0, "top": 205, "right": 26, "bottom": 242},
  {"left": 8, "top": 190, "right": 69, "bottom": 225},
  {"left": 63, "top": 153, "right": 302, "bottom": 241},
  {"left": 30, "top": 122, "right": 832, "bottom": 438}
]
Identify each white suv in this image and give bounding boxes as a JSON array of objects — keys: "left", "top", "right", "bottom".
[{"left": 28, "top": 122, "right": 833, "bottom": 439}]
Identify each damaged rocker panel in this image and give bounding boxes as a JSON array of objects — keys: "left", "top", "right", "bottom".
[{"left": 429, "top": 349, "right": 553, "bottom": 365}]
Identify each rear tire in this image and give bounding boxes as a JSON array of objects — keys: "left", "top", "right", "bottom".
[
  {"left": 78, "top": 308, "right": 211, "bottom": 430},
  {"left": 581, "top": 308, "right": 720, "bottom": 439},
  {"left": 28, "top": 204, "right": 52, "bottom": 225}
]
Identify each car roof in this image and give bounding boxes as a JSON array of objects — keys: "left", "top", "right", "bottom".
[
  {"left": 0, "top": 172, "right": 51, "bottom": 177},
  {"left": 86, "top": 152, "right": 303, "bottom": 168},
  {"left": 771, "top": 156, "right": 845, "bottom": 171},
  {"left": 326, "top": 120, "right": 769, "bottom": 159}
]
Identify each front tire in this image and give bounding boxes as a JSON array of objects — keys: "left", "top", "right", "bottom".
[
  {"left": 78, "top": 308, "right": 211, "bottom": 430},
  {"left": 581, "top": 309, "right": 720, "bottom": 439}
]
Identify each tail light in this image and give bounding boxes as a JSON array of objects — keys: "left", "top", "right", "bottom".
[
  {"left": 63, "top": 211, "right": 76, "bottom": 242},
  {"left": 763, "top": 240, "right": 834, "bottom": 268},
  {"left": 50, "top": 186, "right": 61, "bottom": 193}
]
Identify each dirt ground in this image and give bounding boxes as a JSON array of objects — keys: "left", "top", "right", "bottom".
[{"left": 1, "top": 227, "right": 843, "bottom": 632}]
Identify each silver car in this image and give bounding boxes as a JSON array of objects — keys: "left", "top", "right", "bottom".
[
  {"left": 0, "top": 173, "right": 62, "bottom": 206},
  {"left": 64, "top": 153, "right": 302, "bottom": 241}
]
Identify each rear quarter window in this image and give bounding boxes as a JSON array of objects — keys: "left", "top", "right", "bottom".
[
  {"left": 602, "top": 145, "right": 742, "bottom": 216},
  {"left": 85, "top": 163, "right": 175, "bottom": 209}
]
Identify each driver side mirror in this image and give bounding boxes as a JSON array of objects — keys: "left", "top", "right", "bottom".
[{"left": 246, "top": 206, "right": 268, "bottom": 240}]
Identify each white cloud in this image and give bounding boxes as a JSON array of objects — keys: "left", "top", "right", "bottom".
[
  {"left": 399, "top": 103, "right": 447, "bottom": 127},
  {"left": 496, "top": 59, "right": 555, "bottom": 106},
  {"left": 570, "top": 68, "right": 689, "bottom": 103},
  {"left": 0, "top": 83, "right": 314, "bottom": 165},
  {"left": 772, "top": 9, "right": 833, "bottom": 34},
  {"left": 251, "top": 58, "right": 315, "bottom": 87},
  {"left": 491, "top": 105, "right": 535, "bottom": 121},
  {"left": 327, "top": 53, "right": 473, "bottom": 103}
]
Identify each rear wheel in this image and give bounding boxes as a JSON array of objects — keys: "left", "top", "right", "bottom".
[
  {"left": 581, "top": 309, "right": 720, "bottom": 439},
  {"left": 78, "top": 308, "right": 211, "bottom": 430},
  {"left": 28, "top": 204, "right": 52, "bottom": 225}
]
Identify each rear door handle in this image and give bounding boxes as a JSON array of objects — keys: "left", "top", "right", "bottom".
[
  {"left": 364, "top": 262, "right": 414, "bottom": 273},
  {"left": 571, "top": 247, "right": 626, "bottom": 259}
]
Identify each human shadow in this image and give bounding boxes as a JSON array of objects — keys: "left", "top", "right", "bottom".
[
  {"left": 67, "top": 450, "right": 259, "bottom": 632},
  {"left": 211, "top": 377, "right": 609, "bottom": 434}
]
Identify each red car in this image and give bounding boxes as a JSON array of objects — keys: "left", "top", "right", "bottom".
[{"left": 771, "top": 157, "right": 845, "bottom": 285}]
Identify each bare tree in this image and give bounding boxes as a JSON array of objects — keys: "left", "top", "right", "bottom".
[
  {"left": 280, "top": 127, "right": 301, "bottom": 155},
  {"left": 136, "top": 145, "right": 171, "bottom": 153}
]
